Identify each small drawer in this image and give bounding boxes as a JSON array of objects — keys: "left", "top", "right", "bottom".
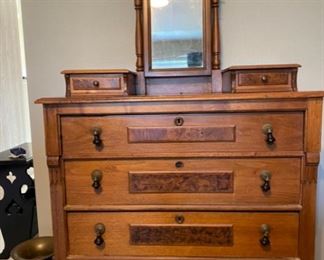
[
  {"left": 65, "top": 158, "right": 301, "bottom": 207},
  {"left": 61, "top": 112, "right": 304, "bottom": 158},
  {"left": 222, "top": 64, "right": 300, "bottom": 93},
  {"left": 62, "top": 69, "right": 136, "bottom": 97},
  {"left": 67, "top": 212, "right": 299, "bottom": 258}
]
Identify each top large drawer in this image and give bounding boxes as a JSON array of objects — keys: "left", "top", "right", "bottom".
[{"left": 61, "top": 112, "right": 303, "bottom": 158}]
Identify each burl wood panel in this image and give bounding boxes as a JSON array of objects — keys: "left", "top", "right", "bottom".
[
  {"left": 67, "top": 212, "right": 299, "bottom": 258},
  {"left": 64, "top": 158, "right": 301, "bottom": 206},
  {"left": 129, "top": 225, "right": 233, "bottom": 246},
  {"left": 61, "top": 113, "right": 303, "bottom": 158},
  {"left": 129, "top": 172, "right": 233, "bottom": 193},
  {"left": 238, "top": 72, "right": 289, "bottom": 86},
  {"left": 128, "top": 126, "right": 235, "bottom": 143}
]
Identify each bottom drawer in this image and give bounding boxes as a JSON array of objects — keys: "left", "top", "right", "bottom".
[{"left": 67, "top": 212, "right": 299, "bottom": 258}]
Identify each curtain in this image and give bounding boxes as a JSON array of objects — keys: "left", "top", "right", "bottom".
[{"left": 0, "top": 0, "right": 31, "bottom": 152}]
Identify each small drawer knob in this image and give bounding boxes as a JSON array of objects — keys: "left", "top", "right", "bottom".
[
  {"left": 174, "top": 117, "right": 184, "bottom": 126},
  {"left": 92, "top": 127, "right": 102, "bottom": 147},
  {"left": 260, "top": 170, "right": 271, "bottom": 193},
  {"left": 261, "top": 75, "right": 268, "bottom": 83},
  {"left": 94, "top": 223, "right": 105, "bottom": 247},
  {"left": 175, "top": 215, "right": 185, "bottom": 224},
  {"left": 262, "top": 123, "right": 276, "bottom": 145},
  {"left": 91, "top": 170, "right": 103, "bottom": 191},
  {"left": 93, "top": 80, "right": 100, "bottom": 87},
  {"left": 260, "top": 224, "right": 271, "bottom": 247}
]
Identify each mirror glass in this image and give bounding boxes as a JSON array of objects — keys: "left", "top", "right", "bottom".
[{"left": 150, "top": 0, "right": 204, "bottom": 70}]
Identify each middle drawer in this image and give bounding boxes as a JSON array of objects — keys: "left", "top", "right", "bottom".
[{"left": 64, "top": 158, "right": 301, "bottom": 206}]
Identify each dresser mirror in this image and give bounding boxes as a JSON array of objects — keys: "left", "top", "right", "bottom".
[
  {"left": 135, "top": 0, "right": 220, "bottom": 94},
  {"left": 150, "top": 0, "right": 204, "bottom": 70},
  {"left": 140, "top": 0, "right": 217, "bottom": 79}
]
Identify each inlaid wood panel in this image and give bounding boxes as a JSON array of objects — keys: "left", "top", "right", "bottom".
[
  {"left": 128, "top": 126, "right": 235, "bottom": 143},
  {"left": 130, "top": 225, "right": 233, "bottom": 246},
  {"left": 129, "top": 171, "right": 233, "bottom": 193},
  {"left": 67, "top": 212, "right": 299, "bottom": 258},
  {"left": 64, "top": 158, "right": 301, "bottom": 206},
  {"left": 61, "top": 113, "right": 303, "bottom": 158}
]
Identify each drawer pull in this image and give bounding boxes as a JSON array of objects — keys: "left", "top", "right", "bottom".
[
  {"left": 260, "top": 224, "right": 271, "bottom": 247},
  {"left": 260, "top": 171, "right": 271, "bottom": 193},
  {"left": 175, "top": 161, "right": 184, "bottom": 168},
  {"left": 91, "top": 170, "right": 103, "bottom": 190},
  {"left": 174, "top": 117, "right": 184, "bottom": 126},
  {"left": 261, "top": 75, "right": 268, "bottom": 83},
  {"left": 93, "top": 80, "right": 100, "bottom": 87},
  {"left": 92, "top": 128, "right": 102, "bottom": 147},
  {"left": 262, "top": 123, "right": 276, "bottom": 145},
  {"left": 175, "top": 215, "right": 185, "bottom": 224},
  {"left": 94, "top": 223, "right": 105, "bottom": 247}
]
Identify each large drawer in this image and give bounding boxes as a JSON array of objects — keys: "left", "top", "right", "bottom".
[
  {"left": 67, "top": 212, "right": 299, "bottom": 258},
  {"left": 61, "top": 113, "right": 304, "bottom": 158},
  {"left": 64, "top": 158, "right": 301, "bottom": 207}
]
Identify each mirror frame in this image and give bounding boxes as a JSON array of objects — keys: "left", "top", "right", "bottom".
[{"left": 135, "top": 0, "right": 220, "bottom": 78}]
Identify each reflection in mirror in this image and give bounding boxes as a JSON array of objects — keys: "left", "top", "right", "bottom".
[{"left": 150, "top": 0, "right": 203, "bottom": 70}]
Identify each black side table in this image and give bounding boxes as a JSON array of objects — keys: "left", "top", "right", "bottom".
[{"left": 0, "top": 143, "right": 38, "bottom": 259}]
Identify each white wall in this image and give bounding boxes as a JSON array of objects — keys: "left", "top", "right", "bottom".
[{"left": 21, "top": 0, "right": 324, "bottom": 259}]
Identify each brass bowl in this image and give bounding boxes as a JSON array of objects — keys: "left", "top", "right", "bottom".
[{"left": 10, "top": 236, "right": 53, "bottom": 260}]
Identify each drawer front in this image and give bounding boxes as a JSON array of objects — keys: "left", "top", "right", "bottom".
[
  {"left": 238, "top": 71, "right": 290, "bottom": 87},
  {"left": 67, "top": 212, "right": 299, "bottom": 258},
  {"left": 69, "top": 74, "right": 134, "bottom": 96},
  {"left": 65, "top": 158, "right": 301, "bottom": 206},
  {"left": 61, "top": 113, "right": 304, "bottom": 158}
]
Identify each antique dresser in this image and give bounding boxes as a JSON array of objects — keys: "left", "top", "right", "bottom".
[{"left": 37, "top": 1, "right": 323, "bottom": 259}]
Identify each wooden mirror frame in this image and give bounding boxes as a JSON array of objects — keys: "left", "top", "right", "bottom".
[{"left": 134, "top": 0, "right": 221, "bottom": 95}]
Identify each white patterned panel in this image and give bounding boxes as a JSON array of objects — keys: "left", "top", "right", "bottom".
[{"left": 0, "top": 228, "right": 4, "bottom": 254}]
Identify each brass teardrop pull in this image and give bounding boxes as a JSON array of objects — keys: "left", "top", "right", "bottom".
[
  {"left": 262, "top": 123, "right": 276, "bottom": 145},
  {"left": 91, "top": 170, "right": 103, "bottom": 191},
  {"left": 92, "top": 127, "right": 102, "bottom": 148},
  {"left": 260, "top": 170, "right": 271, "bottom": 193},
  {"left": 94, "top": 223, "right": 105, "bottom": 247},
  {"left": 259, "top": 224, "right": 271, "bottom": 247}
]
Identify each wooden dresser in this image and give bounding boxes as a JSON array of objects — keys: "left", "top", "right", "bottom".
[{"left": 37, "top": 92, "right": 323, "bottom": 260}]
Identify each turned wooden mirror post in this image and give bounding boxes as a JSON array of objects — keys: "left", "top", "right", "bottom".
[{"left": 134, "top": 0, "right": 221, "bottom": 95}]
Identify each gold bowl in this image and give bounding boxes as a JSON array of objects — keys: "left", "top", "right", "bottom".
[{"left": 10, "top": 236, "right": 53, "bottom": 260}]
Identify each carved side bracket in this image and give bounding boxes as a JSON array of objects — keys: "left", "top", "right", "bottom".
[
  {"left": 47, "top": 156, "right": 60, "bottom": 168},
  {"left": 306, "top": 152, "right": 320, "bottom": 166}
]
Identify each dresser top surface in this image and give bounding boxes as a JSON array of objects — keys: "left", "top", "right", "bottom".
[{"left": 36, "top": 91, "right": 324, "bottom": 105}]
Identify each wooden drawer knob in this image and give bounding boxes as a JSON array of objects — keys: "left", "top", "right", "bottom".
[
  {"left": 93, "top": 80, "right": 100, "bottom": 87},
  {"left": 261, "top": 75, "right": 268, "bottom": 83}
]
